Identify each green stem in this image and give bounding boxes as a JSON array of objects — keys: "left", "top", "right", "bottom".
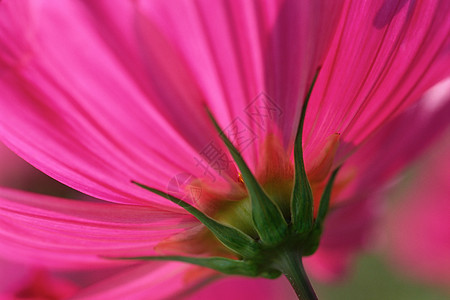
[{"left": 276, "top": 250, "right": 318, "bottom": 300}]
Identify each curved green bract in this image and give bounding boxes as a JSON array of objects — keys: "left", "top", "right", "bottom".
[
  {"left": 206, "top": 108, "right": 288, "bottom": 246},
  {"left": 132, "top": 181, "right": 260, "bottom": 258},
  {"left": 112, "top": 255, "right": 263, "bottom": 277},
  {"left": 291, "top": 72, "right": 318, "bottom": 234},
  {"left": 314, "top": 167, "right": 341, "bottom": 229}
]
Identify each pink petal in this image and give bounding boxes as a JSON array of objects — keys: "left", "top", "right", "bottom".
[
  {"left": 0, "top": 188, "right": 193, "bottom": 268},
  {"left": 339, "top": 79, "right": 450, "bottom": 205},
  {"left": 0, "top": 0, "right": 343, "bottom": 207},
  {"left": 138, "top": 0, "right": 344, "bottom": 157},
  {"left": 0, "top": 0, "right": 234, "bottom": 207},
  {"left": 304, "top": 0, "right": 450, "bottom": 163},
  {"left": 306, "top": 79, "right": 450, "bottom": 281},
  {"left": 73, "top": 262, "right": 207, "bottom": 300}
]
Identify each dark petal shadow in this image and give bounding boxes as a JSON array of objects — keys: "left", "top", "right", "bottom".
[{"left": 373, "top": 0, "right": 411, "bottom": 29}]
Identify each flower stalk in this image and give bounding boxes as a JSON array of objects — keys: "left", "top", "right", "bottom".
[{"left": 275, "top": 249, "right": 318, "bottom": 300}]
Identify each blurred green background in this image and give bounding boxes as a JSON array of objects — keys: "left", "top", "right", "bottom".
[{"left": 314, "top": 253, "right": 448, "bottom": 300}]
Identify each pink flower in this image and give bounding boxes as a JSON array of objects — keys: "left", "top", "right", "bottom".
[
  {"left": 0, "top": 144, "right": 82, "bottom": 299},
  {"left": 0, "top": 259, "right": 79, "bottom": 300},
  {"left": 305, "top": 79, "right": 450, "bottom": 281},
  {"left": 0, "top": 0, "right": 449, "bottom": 298},
  {"left": 382, "top": 127, "right": 450, "bottom": 287}
]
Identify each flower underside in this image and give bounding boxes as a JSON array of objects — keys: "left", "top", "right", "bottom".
[{"left": 121, "top": 74, "right": 341, "bottom": 298}]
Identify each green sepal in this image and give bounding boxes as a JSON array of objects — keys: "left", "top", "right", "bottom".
[
  {"left": 291, "top": 73, "right": 318, "bottom": 234},
  {"left": 206, "top": 109, "right": 288, "bottom": 245},
  {"left": 132, "top": 182, "right": 260, "bottom": 258},
  {"left": 302, "top": 167, "right": 340, "bottom": 256},
  {"left": 259, "top": 268, "right": 283, "bottom": 279},
  {"left": 111, "top": 255, "right": 277, "bottom": 278},
  {"left": 301, "top": 227, "right": 322, "bottom": 256},
  {"left": 314, "top": 167, "right": 340, "bottom": 229}
]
